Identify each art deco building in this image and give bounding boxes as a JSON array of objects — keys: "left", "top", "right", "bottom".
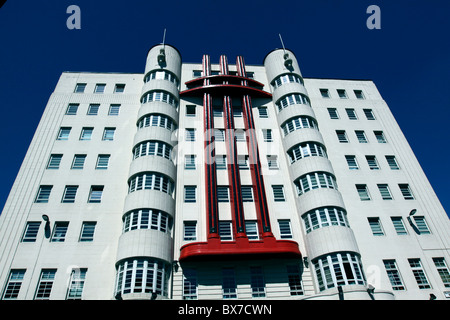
[{"left": 0, "top": 43, "right": 449, "bottom": 300}]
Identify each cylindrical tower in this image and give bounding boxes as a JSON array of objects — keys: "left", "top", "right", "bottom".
[
  {"left": 264, "top": 49, "right": 367, "bottom": 296},
  {"left": 114, "top": 44, "right": 181, "bottom": 300}
]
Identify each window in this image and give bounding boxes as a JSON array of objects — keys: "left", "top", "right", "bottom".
[
  {"left": 122, "top": 209, "right": 173, "bottom": 234},
  {"left": 186, "top": 128, "right": 196, "bottom": 142},
  {"left": 144, "top": 70, "right": 179, "bottom": 87},
  {"left": 235, "top": 130, "right": 246, "bottom": 142},
  {"left": 346, "top": 108, "right": 358, "bottom": 120},
  {"left": 302, "top": 207, "right": 350, "bottom": 233},
  {"left": 399, "top": 184, "right": 414, "bottom": 200},
  {"left": 294, "top": 172, "right": 337, "bottom": 196},
  {"left": 378, "top": 184, "right": 393, "bottom": 200},
  {"left": 408, "top": 258, "right": 431, "bottom": 289},
  {"left": 272, "top": 185, "right": 285, "bottom": 202},
  {"left": 57, "top": 127, "right": 71, "bottom": 140},
  {"left": 233, "top": 108, "right": 243, "bottom": 118},
  {"left": 35, "top": 185, "right": 52, "bottom": 203},
  {"left": 94, "top": 83, "right": 106, "bottom": 93},
  {"left": 103, "top": 128, "right": 116, "bottom": 141},
  {"left": 74, "top": 83, "right": 86, "bottom": 93},
  {"left": 182, "top": 269, "right": 197, "bottom": 300},
  {"left": 433, "top": 258, "right": 450, "bottom": 288},
  {"left": 217, "top": 186, "right": 230, "bottom": 202},
  {"left": 185, "top": 155, "right": 196, "bottom": 170},
  {"left": 87, "top": 104, "right": 100, "bottom": 115},
  {"left": 250, "top": 267, "right": 266, "bottom": 297},
  {"left": 391, "top": 217, "right": 408, "bottom": 235},
  {"left": 88, "top": 186, "right": 104, "bottom": 203},
  {"left": 186, "top": 104, "right": 196, "bottom": 117},
  {"left": 21, "top": 222, "right": 41, "bottom": 242},
  {"left": 276, "top": 93, "right": 309, "bottom": 111},
  {"left": 79, "top": 127, "right": 93, "bottom": 140},
  {"left": 62, "top": 186, "right": 78, "bottom": 203},
  {"left": 262, "top": 129, "right": 273, "bottom": 142},
  {"left": 337, "top": 89, "right": 347, "bottom": 99},
  {"left": 287, "top": 142, "right": 327, "bottom": 164},
  {"left": 281, "top": 116, "right": 318, "bottom": 137},
  {"left": 278, "top": 220, "right": 293, "bottom": 239},
  {"left": 345, "top": 155, "right": 359, "bottom": 170},
  {"left": 47, "top": 154, "right": 62, "bottom": 169},
  {"left": 71, "top": 154, "right": 86, "bottom": 169},
  {"left": 374, "top": 131, "right": 387, "bottom": 143},
  {"left": 79, "top": 222, "right": 96, "bottom": 242},
  {"left": 368, "top": 217, "right": 384, "bottom": 236},
  {"left": 363, "top": 108, "right": 375, "bottom": 120},
  {"left": 287, "top": 265, "right": 303, "bottom": 296},
  {"left": 383, "top": 260, "right": 405, "bottom": 290},
  {"left": 184, "top": 186, "right": 197, "bottom": 203},
  {"left": 193, "top": 70, "right": 202, "bottom": 78},
  {"left": 66, "top": 103, "right": 79, "bottom": 115},
  {"left": 241, "top": 186, "right": 254, "bottom": 202},
  {"left": 320, "top": 88, "right": 330, "bottom": 98},
  {"left": 96, "top": 154, "right": 110, "bottom": 170},
  {"left": 354, "top": 90, "right": 365, "bottom": 99},
  {"left": 114, "top": 84, "right": 125, "bottom": 93},
  {"left": 356, "top": 184, "right": 371, "bottom": 201},
  {"left": 2, "top": 269, "right": 26, "bottom": 299},
  {"left": 66, "top": 268, "right": 87, "bottom": 300},
  {"left": 272, "top": 74, "right": 303, "bottom": 88},
  {"left": 245, "top": 221, "right": 259, "bottom": 240},
  {"left": 267, "top": 155, "right": 279, "bottom": 170},
  {"left": 34, "top": 269, "right": 56, "bottom": 300},
  {"left": 327, "top": 108, "right": 339, "bottom": 119},
  {"left": 413, "top": 216, "right": 431, "bottom": 234},
  {"left": 128, "top": 172, "right": 175, "bottom": 196},
  {"left": 219, "top": 221, "right": 233, "bottom": 241},
  {"left": 215, "top": 129, "right": 225, "bottom": 141},
  {"left": 313, "top": 253, "right": 365, "bottom": 291},
  {"left": 336, "top": 130, "right": 348, "bottom": 143},
  {"left": 222, "top": 268, "right": 237, "bottom": 299},
  {"left": 141, "top": 91, "right": 178, "bottom": 108},
  {"left": 51, "top": 222, "right": 69, "bottom": 242},
  {"left": 238, "top": 155, "right": 249, "bottom": 170},
  {"left": 216, "top": 155, "right": 227, "bottom": 170},
  {"left": 183, "top": 221, "right": 197, "bottom": 241},
  {"left": 355, "top": 130, "right": 368, "bottom": 143},
  {"left": 366, "top": 155, "right": 379, "bottom": 170},
  {"left": 133, "top": 141, "right": 172, "bottom": 161},
  {"left": 386, "top": 156, "right": 400, "bottom": 170},
  {"left": 108, "top": 104, "right": 121, "bottom": 116},
  {"left": 137, "top": 114, "right": 176, "bottom": 131},
  {"left": 258, "top": 107, "right": 268, "bottom": 118},
  {"left": 213, "top": 106, "right": 223, "bottom": 117}
]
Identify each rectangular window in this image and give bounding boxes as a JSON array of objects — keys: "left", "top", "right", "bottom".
[
  {"left": 216, "top": 155, "right": 227, "bottom": 170},
  {"left": 399, "top": 184, "right": 414, "bottom": 200},
  {"left": 94, "top": 83, "right": 106, "bottom": 93},
  {"left": 258, "top": 107, "right": 268, "bottom": 118},
  {"left": 186, "top": 105, "right": 196, "bottom": 117},
  {"left": 408, "top": 258, "right": 431, "bottom": 289},
  {"left": 433, "top": 258, "right": 450, "bottom": 288},
  {"left": 346, "top": 108, "right": 358, "bottom": 120},
  {"left": 374, "top": 131, "right": 387, "bottom": 143},
  {"left": 366, "top": 155, "right": 379, "bottom": 170},
  {"left": 114, "top": 84, "right": 125, "bottom": 93},
  {"left": 250, "top": 267, "right": 266, "bottom": 297},
  {"left": 57, "top": 127, "right": 71, "bottom": 140},
  {"left": 327, "top": 108, "right": 339, "bottom": 119},
  {"left": 80, "top": 127, "right": 93, "bottom": 140},
  {"left": 184, "top": 155, "right": 196, "bottom": 170},
  {"left": 88, "top": 186, "right": 104, "bottom": 203},
  {"left": 238, "top": 155, "right": 249, "bottom": 170},
  {"left": 287, "top": 265, "right": 303, "bottom": 296},
  {"left": 2, "top": 269, "right": 26, "bottom": 300},
  {"left": 47, "top": 154, "right": 63, "bottom": 169},
  {"left": 337, "top": 89, "right": 347, "bottom": 99},
  {"left": 34, "top": 269, "right": 57, "bottom": 300},
  {"left": 184, "top": 186, "right": 197, "bottom": 203},
  {"left": 219, "top": 221, "right": 233, "bottom": 241},
  {"left": 391, "top": 217, "right": 408, "bottom": 235},
  {"left": 262, "top": 129, "right": 273, "bottom": 142},
  {"left": 363, "top": 108, "right": 375, "bottom": 120},
  {"left": 368, "top": 217, "right": 384, "bottom": 236},
  {"left": 35, "top": 185, "right": 52, "bottom": 203},
  {"left": 79, "top": 222, "right": 96, "bottom": 242},
  {"left": 267, "top": 155, "right": 279, "bottom": 170},
  {"left": 183, "top": 221, "right": 197, "bottom": 241},
  {"left": 272, "top": 185, "right": 285, "bottom": 202},
  {"left": 87, "top": 104, "right": 100, "bottom": 115},
  {"left": 215, "top": 129, "right": 225, "bottom": 141},
  {"left": 378, "top": 184, "right": 393, "bottom": 200},
  {"left": 235, "top": 130, "right": 246, "bottom": 142},
  {"left": 96, "top": 154, "right": 110, "bottom": 170},
  {"left": 71, "top": 154, "right": 86, "bottom": 169},
  {"left": 354, "top": 90, "right": 365, "bottom": 99},
  {"left": 51, "top": 222, "right": 69, "bottom": 242},
  {"left": 233, "top": 108, "right": 242, "bottom": 118},
  {"left": 245, "top": 221, "right": 259, "bottom": 240},
  {"left": 241, "top": 186, "right": 254, "bottom": 202},
  {"left": 320, "top": 88, "right": 330, "bottom": 98},
  {"left": 182, "top": 269, "right": 197, "bottom": 300},
  {"left": 74, "top": 83, "right": 86, "bottom": 93},
  {"left": 103, "top": 128, "right": 116, "bottom": 141},
  {"left": 413, "top": 216, "right": 431, "bottom": 234},
  {"left": 355, "top": 130, "right": 368, "bottom": 143},
  {"left": 356, "top": 184, "right": 371, "bottom": 201},
  {"left": 108, "top": 104, "right": 121, "bottom": 116},
  {"left": 21, "top": 222, "right": 41, "bottom": 242},
  {"left": 336, "top": 130, "right": 348, "bottom": 143},
  {"left": 345, "top": 155, "right": 359, "bottom": 170},
  {"left": 213, "top": 106, "right": 223, "bottom": 117},
  {"left": 222, "top": 268, "right": 237, "bottom": 299},
  {"left": 383, "top": 260, "right": 405, "bottom": 290},
  {"left": 186, "top": 129, "right": 196, "bottom": 142},
  {"left": 62, "top": 186, "right": 78, "bottom": 203},
  {"left": 66, "top": 103, "right": 79, "bottom": 115},
  {"left": 386, "top": 156, "right": 400, "bottom": 170},
  {"left": 217, "top": 186, "right": 230, "bottom": 202},
  {"left": 278, "top": 220, "right": 293, "bottom": 239},
  {"left": 66, "top": 268, "right": 87, "bottom": 300}
]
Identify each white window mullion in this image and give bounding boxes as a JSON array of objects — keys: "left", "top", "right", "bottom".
[{"left": 328, "top": 255, "right": 338, "bottom": 288}]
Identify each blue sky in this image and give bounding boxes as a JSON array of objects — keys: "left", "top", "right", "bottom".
[{"left": 0, "top": 0, "right": 449, "bottom": 216}]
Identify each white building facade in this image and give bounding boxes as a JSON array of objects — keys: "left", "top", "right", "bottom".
[{"left": 0, "top": 44, "right": 449, "bottom": 300}]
